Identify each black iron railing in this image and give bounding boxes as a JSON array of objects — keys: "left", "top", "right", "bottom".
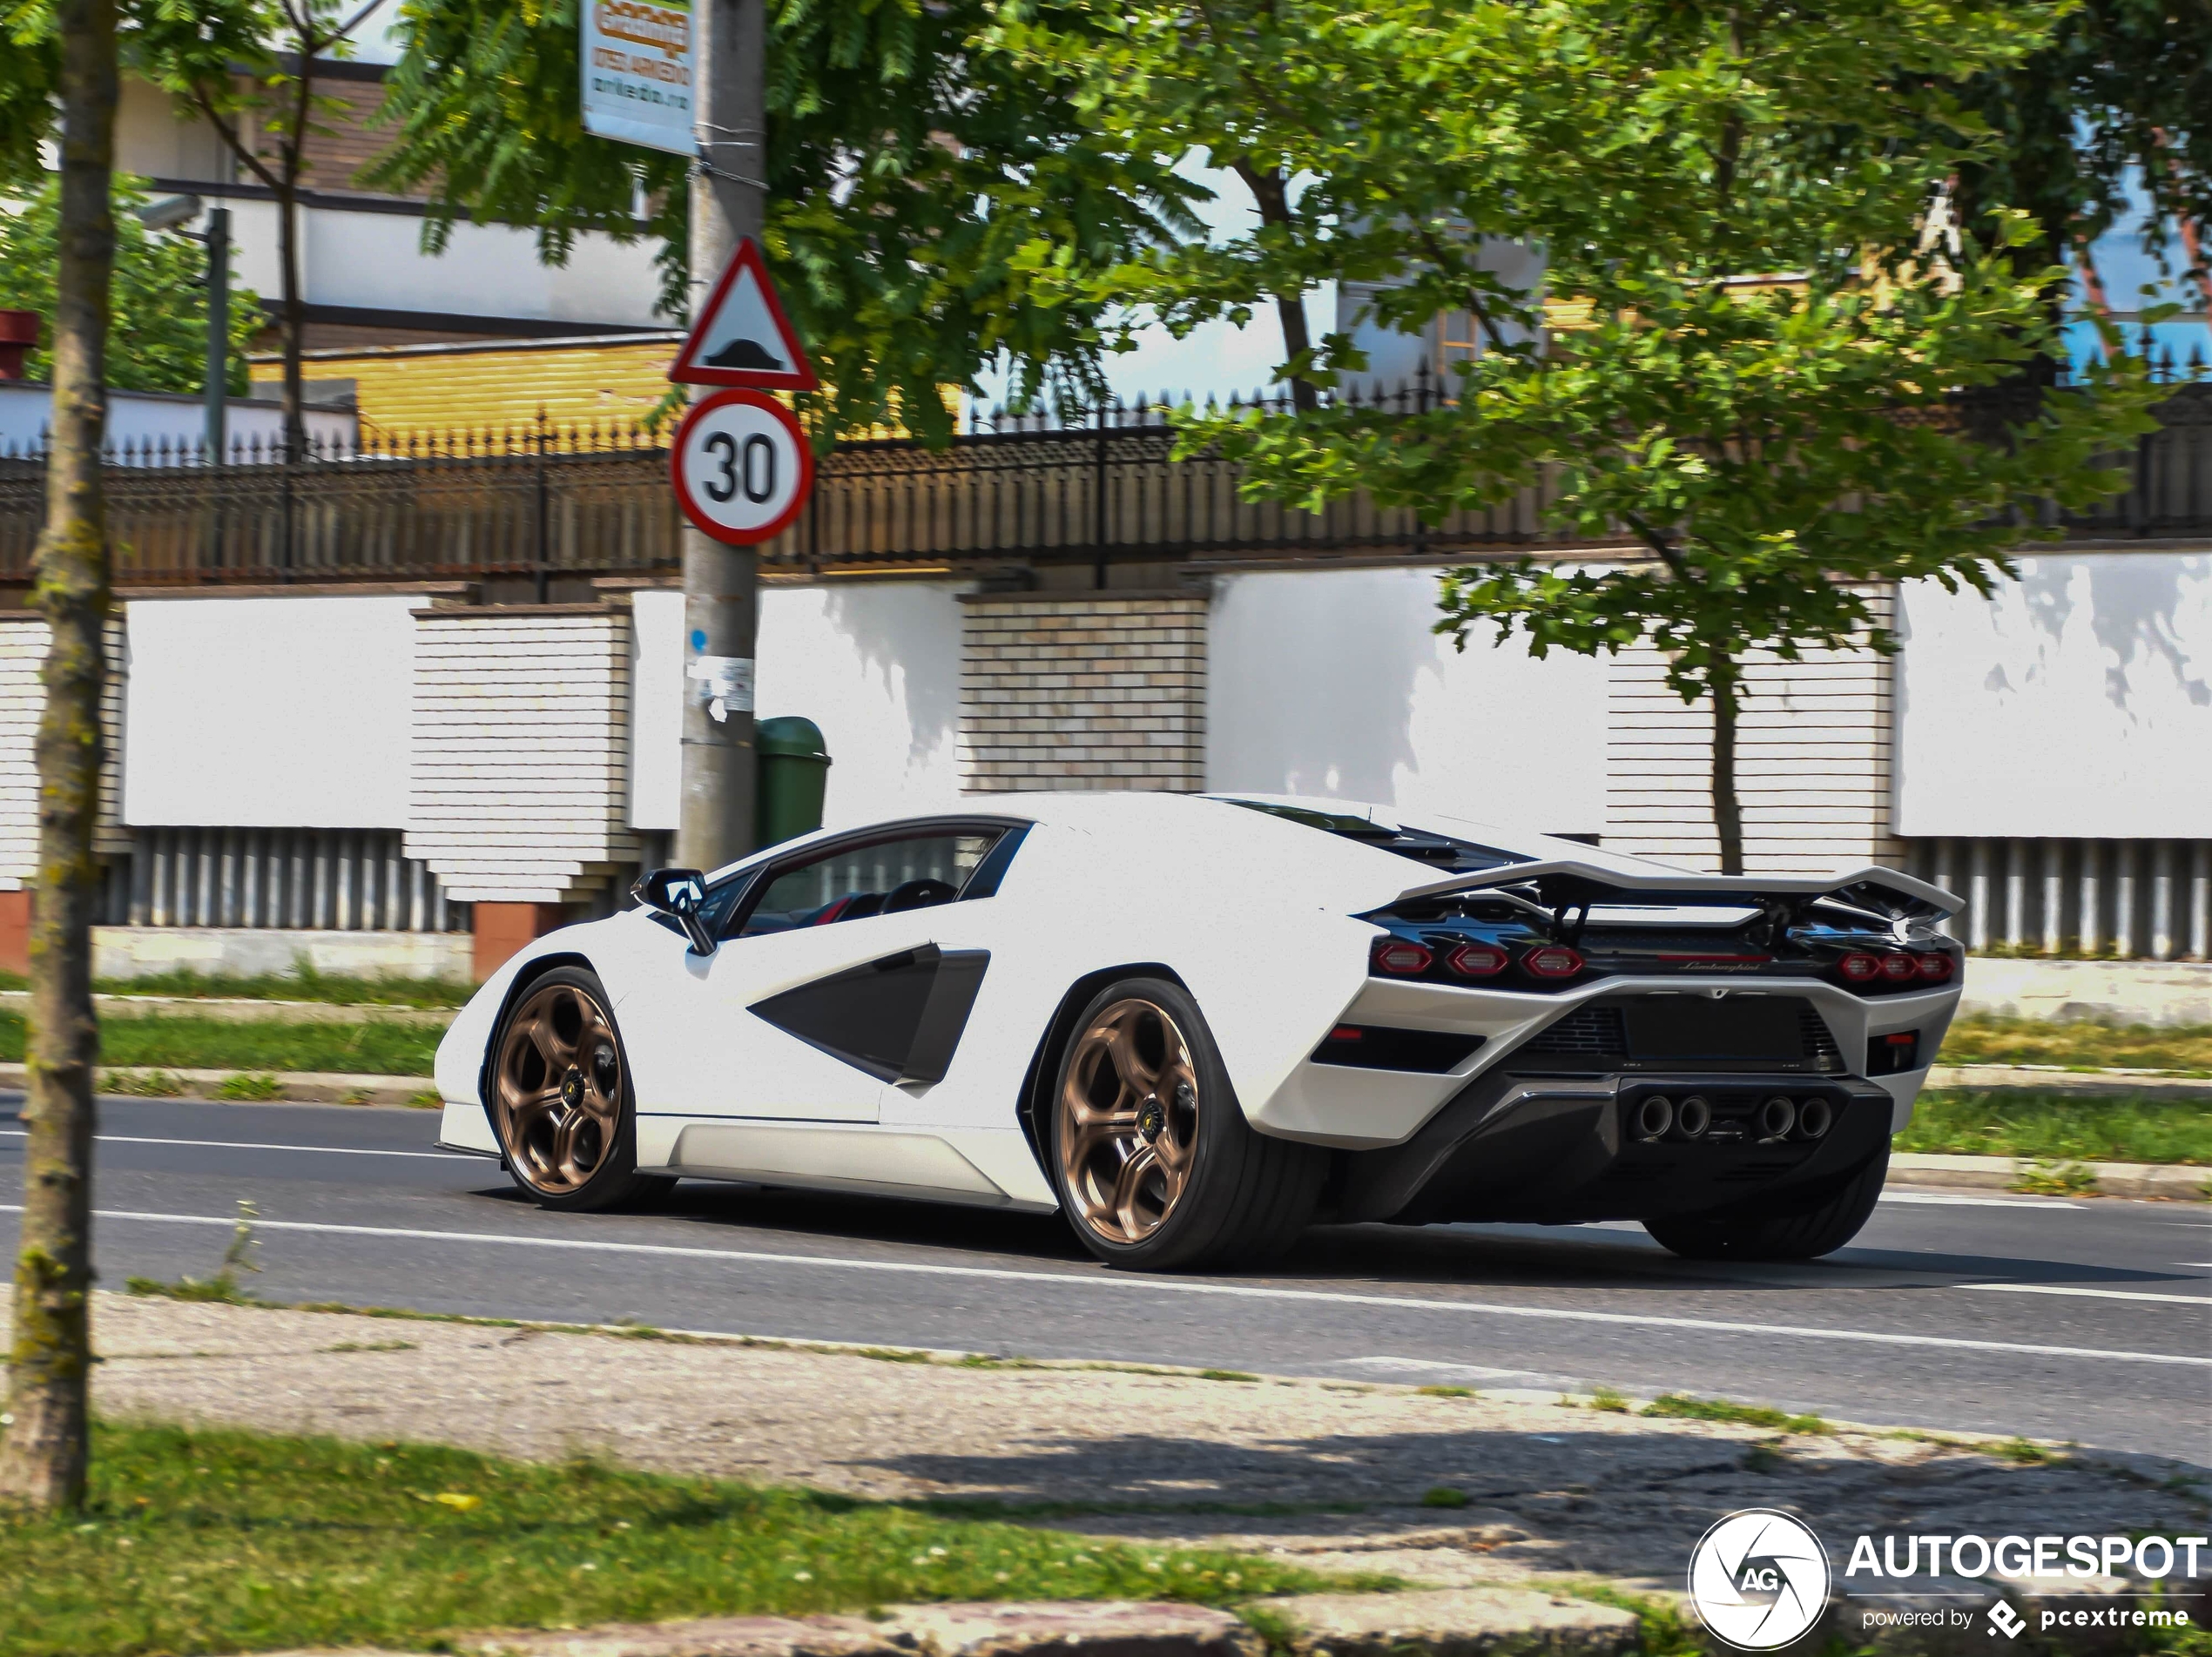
[{"left": 0, "top": 372, "right": 2204, "bottom": 589}]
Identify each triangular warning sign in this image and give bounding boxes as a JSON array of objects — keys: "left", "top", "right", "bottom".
[{"left": 669, "top": 238, "right": 819, "bottom": 390}]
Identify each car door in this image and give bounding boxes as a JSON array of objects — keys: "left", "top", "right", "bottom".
[{"left": 623, "top": 821, "right": 1019, "bottom": 1123}]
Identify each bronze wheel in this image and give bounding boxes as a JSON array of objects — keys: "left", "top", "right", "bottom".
[
  {"left": 494, "top": 974, "right": 627, "bottom": 1197},
  {"left": 1056, "top": 997, "right": 1202, "bottom": 1245}
]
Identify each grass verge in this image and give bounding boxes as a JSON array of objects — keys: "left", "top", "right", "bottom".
[
  {"left": 1898, "top": 1088, "right": 2212, "bottom": 1166},
  {"left": 0, "top": 1421, "right": 1383, "bottom": 1657},
  {"left": 0, "top": 1012, "right": 439, "bottom": 1077},
  {"left": 1937, "top": 1014, "right": 2212, "bottom": 1075},
  {"left": 0, "top": 963, "right": 472, "bottom": 1008}
]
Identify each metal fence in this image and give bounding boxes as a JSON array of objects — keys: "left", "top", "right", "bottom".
[
  {"left": 1901, "top": 837, "right": 2212, "bottom": 961},
  {"left": 2, "top": 367, "right": 2206, "bottom": 589},
  {"left": 99, "top": 827, "right": 468, "bottom": 933}
]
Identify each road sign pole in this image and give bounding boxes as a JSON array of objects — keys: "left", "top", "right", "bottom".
[{"left": 679, "top": 0, "right": 767, "bottom": 872}]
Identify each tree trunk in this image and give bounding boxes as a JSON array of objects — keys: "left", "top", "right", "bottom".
[
  {"left": 1710, "top": 664, "right": 1745, "bottom": 876},
  {"left": 0, "top": 0, "right": 116, "bottom": 1517},
  {"left": 275, "top": 181, "right": 306, "bottom": 460},
  {"left": 1231, "top": 162, "right": 1318, "bottom": 413}
]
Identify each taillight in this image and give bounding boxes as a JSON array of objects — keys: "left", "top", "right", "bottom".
[
  {"left": 1447, "top": 941, "right": 1510, "bottom": 978},
  {"left": 1879, "top": 953, "right": 1919, "bottom": 981},
  {"left": 1838, "top": 953, "right": 1881, "bottom": 982},
  {"left": 1372, "top": 939, "right": 1434, "bottom": 976},
  {"left": 1916, "top": 953, "right": 1954, "bottom": 981},
  {"left": 1522, "top": 945, "right": 1585, "bottom": 980}
]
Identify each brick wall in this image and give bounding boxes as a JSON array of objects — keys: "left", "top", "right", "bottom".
[
  {"left": 1604, "top": 589, "right": 1902, "bottom": 874},
  {"left": 959, "top": 591, "right": 1206, "bottom": 791},
  {"left": 0, "top": 616, "right": 131, "bottom": 891},
  {"left": 405, "top": 602, "right": 640, "bottom": 904}
]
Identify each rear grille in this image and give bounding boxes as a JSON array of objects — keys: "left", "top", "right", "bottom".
[
  {"left": 1800, "top": 1009, "right": 1843, "bottom": 1068},
  {"left": 1523, "top": 1005, "right": 1627, "bottom": 1056}
]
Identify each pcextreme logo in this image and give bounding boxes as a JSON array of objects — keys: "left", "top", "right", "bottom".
[{"left": 1688, "top": 1509, "right": 1833, "bottom": 1651}]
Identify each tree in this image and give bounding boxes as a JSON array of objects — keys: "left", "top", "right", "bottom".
[
  {"left": 0, "top": 1, "right": 368, "bottom": 457},
  {"left": 0, "top": 176, "right": 261, "bottom": 402},
  {"left": 1019, "top": 0, "right": 2161, "bottom": 873},
  {"left": 1946, "top": 0, "right": 2209, "bottom": 300},
  {"left": 134, "top": 0, "right": 373, "bottom": 458},
  {"left": 363, "top": 0, "right": 1201, "bottom": 442},
  {"left": 0, "top": 0, "right": 117, "bottom": 1515}
]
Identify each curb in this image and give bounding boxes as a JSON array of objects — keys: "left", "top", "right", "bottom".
[
  {"left": 0, "top": 1061, "right": 435, "bottom": 1108},
  {"left": 1926, "top": 1062, "right": 2212, "bottom": 1100},
  {"left": 1889, "top": 1152, "right": 2209, "bottom": 1199}
]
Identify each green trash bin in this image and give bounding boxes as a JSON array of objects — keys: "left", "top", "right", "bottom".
[{"left": 756, "top": 716, "right": 832, "bottom": 848}]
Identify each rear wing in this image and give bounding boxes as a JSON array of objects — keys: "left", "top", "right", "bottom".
[{"left": 1395, "top": 860, "right": 1959, "bottom": 925}]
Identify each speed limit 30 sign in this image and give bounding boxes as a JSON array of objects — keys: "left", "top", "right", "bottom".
[{"left": 670, "top": 389, "right": 813, "bottom": 545}]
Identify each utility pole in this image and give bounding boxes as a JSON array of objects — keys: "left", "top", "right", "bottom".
[
  {"left": 203, "top": 205, "right": 228, "bottom": 461},
  {"left": 678, "top": 0, "right": 765, "bottom": 873}
]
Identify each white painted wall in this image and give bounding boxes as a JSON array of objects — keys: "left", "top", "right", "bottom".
[
  {"left": 122, "top": 594, "right": 423, "bottom": 829},
  {"left": 1206, "top": 568, "right": 1608, "bottom": 837},
  {"left": 0, "top": 382, "right": 354, "bottom": 460},
  {"left": 631, "top": 583, "right": 966, "bottom": 833},
  {"left": 1895, "top": 550, "right": 2212, "bottom": 838}
]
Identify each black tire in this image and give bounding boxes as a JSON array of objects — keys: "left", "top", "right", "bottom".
[
  {"left": 487, "top": 965, "right": 673, "bottom": 1213},
  {"left": 1644, "top": 1146, "right": 1890, "bottom": 1262},
  {"left": 1045, "top": 975, "right": 1325, "bottom": 1271}
]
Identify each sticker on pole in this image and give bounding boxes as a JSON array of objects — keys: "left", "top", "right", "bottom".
[
  {"left": 669, "top": 238, "right": 819, "bottom": 389},
  {"left": 671, "top": 389, "right": 813, "bottom": 545}
]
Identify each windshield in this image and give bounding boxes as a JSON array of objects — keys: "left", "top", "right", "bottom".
[{"left": 1218, "top": 798, "right": 1528, "bottom": 872}]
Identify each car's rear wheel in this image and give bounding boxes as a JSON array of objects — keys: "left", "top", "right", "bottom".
[
  {"left": 1643, "top": 1146, "right": 1889, "bottom": 1261},
  {"left": 1047, "top": 976, "right": 1325, "bottom": 1270},
  {"left": 489, "top": 966, "right": 673, "bottom": 1212}
]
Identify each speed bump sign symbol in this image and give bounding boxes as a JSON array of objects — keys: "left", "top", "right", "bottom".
[
  {"left": 1688, "top": 1509, "right": 1831, "bottom": 1650},
  {"left": 671, "top": 388, "right": 813, "bottom": 545}
]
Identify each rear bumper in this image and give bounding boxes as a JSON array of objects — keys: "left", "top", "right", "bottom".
[{"left": 1334, "top": 1068, "right": 1893, "bottom": 1226}]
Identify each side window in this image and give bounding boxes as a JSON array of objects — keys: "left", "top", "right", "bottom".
[{"left": 731, "top": 832, "right": 1001, "bottom": 939}]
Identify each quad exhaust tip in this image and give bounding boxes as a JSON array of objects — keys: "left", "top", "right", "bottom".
[
  {"left": 1630, "top": 1095, "right": 1674, "bottom": 1142},
  {"left": 1629, "top": 1092, "right": 1830, "bottom": 1143}
]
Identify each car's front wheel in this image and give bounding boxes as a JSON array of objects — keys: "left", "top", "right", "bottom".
[
  {"left": 1643, "top": 1146, "right": 1890, "bottom": 1261},
  {"left": 489, "top": 966, "right": 672, "bottom": 1212},
  {"left": 1047, "top": 976, "right": 1325, "bottom": 1271}
]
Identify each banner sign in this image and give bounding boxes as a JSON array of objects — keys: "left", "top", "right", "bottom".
[{"left": 581, "top": 0, "right": 697, "bottom": 157}]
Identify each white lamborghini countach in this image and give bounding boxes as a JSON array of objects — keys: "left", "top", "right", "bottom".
[{"left": 435, "top": 792, "right": 1962, "bottom": 1269}]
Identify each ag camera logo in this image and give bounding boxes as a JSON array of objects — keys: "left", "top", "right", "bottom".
[{"left": 1689, "top": 1509, "right": 1832, "bottom": 1650}]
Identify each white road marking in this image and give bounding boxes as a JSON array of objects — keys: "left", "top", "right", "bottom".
[
  {"left": 1879, "top": 1192, "right": 2082, "bottom": 1210},
  {"left": 0, "top": 1128, "right": 473, "bottom": 1162},
  {"left": 25, "top": 1203, "right": 2210, "bottom": 1371},
  {"left": 1346, "top": 1357, "right": 1542, "bottom": 1380},
  {"left": 1958, "top": 1282, "right": 2210, "bottom": 1306}
]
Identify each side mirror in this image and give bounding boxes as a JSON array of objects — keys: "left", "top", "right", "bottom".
[{"left": 631, "top": 867, "right": 717, "bottom": 956}]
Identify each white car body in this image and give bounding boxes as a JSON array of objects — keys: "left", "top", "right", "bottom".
[{"left": 437, "top": 791, "right": 1962, "bottom": 1227}]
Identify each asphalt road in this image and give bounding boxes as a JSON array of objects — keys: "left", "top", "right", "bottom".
[{"left": 3, "top": 1095, "right": 2206, "bottom": 1465}]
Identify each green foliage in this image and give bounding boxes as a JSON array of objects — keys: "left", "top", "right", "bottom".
[
  {"left": 1945, "top": 0, "right": 2211, "bottom": 280},
  {"left": 0, "top": 1012, "right": 441, "bottom": 1075},
  {"left": 1901, "top": 1088, "right": 2212, "bottom": 1166},
  {"left": 0, "top": 1420, "right": 1351, "bottom": 1657},
  {"left": 365, "top": 0, "right": 1203, "bottom": 442},
  {"left": 1012, "top": 0, "right": 2160, "bottom": 868},
  {"left": 0, "top": 178, "right": 260, "bottom": 396},
  {"left": 213, "top": 1070, "right": 286, "bottom": 1100},
  {"left": 1642, "top": 1395, "right": 1832, "bottom": 1435},
  {"left": 1418, "top": 1485, "right": 1469, "bottom": 1508}
]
